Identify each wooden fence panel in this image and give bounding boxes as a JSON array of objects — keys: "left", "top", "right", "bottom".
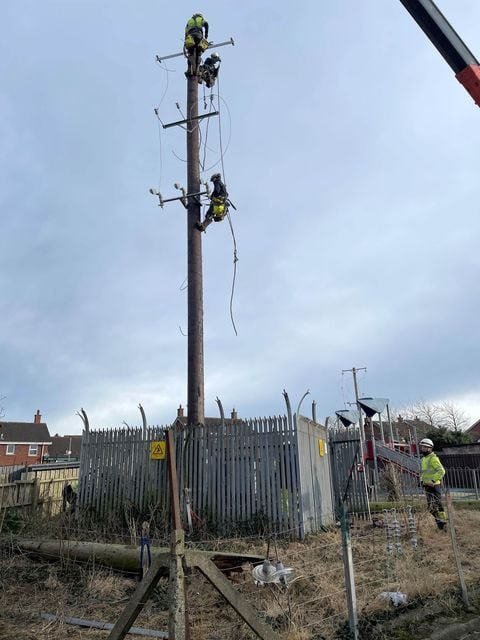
[{"left": 0, "top": 466, "right": 78, "bottom": 515}]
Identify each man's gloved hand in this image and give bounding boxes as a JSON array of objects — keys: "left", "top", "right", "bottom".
[{"left": 423, "top": 481, "right": 435, "bottom": 488}]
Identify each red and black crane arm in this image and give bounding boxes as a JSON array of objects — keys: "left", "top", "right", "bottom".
[{"left": 399, "top": 0, "right": 480, "bottom": 107}]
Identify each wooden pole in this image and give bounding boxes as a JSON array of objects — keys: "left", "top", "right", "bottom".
[
  {"left": 186, "top": 57, "right": 204, "bottom": 427},
  {"left": 196, "top": 558, "right": 282, "bottom": 640},
  {"left": 166, "top": 429, "right": 189, "bottom": 640},
  {"left": 340, "top": 503, "right": 359, "bottom": 640},
  {"left": 107, "top": 556, "right": 168, "bottom": 640},
  {"left": 445, "top": 492, "right": 470, "bottom": 609}
]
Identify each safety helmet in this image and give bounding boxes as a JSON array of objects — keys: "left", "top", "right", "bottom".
[
  {"left": 419, "top": 438, "right": 434, "bottom": 448},
  {"left": 210, "top": 173, "right": 221, "bottom": 181},
  {"left": 210, "top": 51, "right": 220, "bottom": 60},
  {"left": 193, "top": 13, "right": 203, "bottom": 17}
]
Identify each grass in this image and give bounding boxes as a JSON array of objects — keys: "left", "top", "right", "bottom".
[
  {"left": 370, "top": 498, "right": 480, "bottom": 512},
  {"left": 1, "top": 504, "right": 480, "bottom": 639}
]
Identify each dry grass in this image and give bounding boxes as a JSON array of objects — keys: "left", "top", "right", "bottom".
[{"left": 1, "top": 504, "right": 480, "bottom": 639}]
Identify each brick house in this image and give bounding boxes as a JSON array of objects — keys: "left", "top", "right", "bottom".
[
  {"left": 466, "top": 419, "right": 480, "bottom": 442},
  {"left": 370, "top": 416, "right": 432, "bottom": 442},
  {"left": 47, "top": 434, "right": 82, "bottom": 461},
  {"left": 0, "top": 410, "right": 52, "bottom": 466}
]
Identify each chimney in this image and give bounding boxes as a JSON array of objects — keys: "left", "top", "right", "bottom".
[
  {"left": 177, "top": 405, "right": 184, "bottom": 418},
  {"left": 34, "top": 410, "right": 42, "bottom": 424},
  {"left": 231, "top": 408, "right": 238, "bottom": 421}
]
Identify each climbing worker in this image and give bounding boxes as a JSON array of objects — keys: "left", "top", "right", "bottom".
[
  {"left": 184, "top": 13, "right": 209, "bottom": 73},
  {"left": 197, "top": 173, "right": 228, "bottom": 232},
  {"left": 419, "top": 438, "right": 447, "bottom": 530},
  {"left": 199, "top": 52, "right": 221, "bottom": 88}
]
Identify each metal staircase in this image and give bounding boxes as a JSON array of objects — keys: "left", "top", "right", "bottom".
[{"left": 375, "top": 442, "right": 420, "bottom": 475}]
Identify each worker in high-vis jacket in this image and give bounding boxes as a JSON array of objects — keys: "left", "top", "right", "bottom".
[
  {"left": 184, "top": 13, "right": 209, "bottom": 73},
  {"left": 419, "top": 438, "right": 446, "bottom": 530},
  {"left": 197, "top": 173, "right": 228, "bottom": 232}
]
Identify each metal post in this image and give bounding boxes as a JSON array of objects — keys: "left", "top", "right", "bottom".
[
  {"left": 445, "top": 492, "right": 470, "bottom": 609},
  {"left": 367, "top": 417, "right": 380, "bottom": 500},
  {"left": 351, "top": 368, "right": 366, "bottom": 450},
  {"left": 471, "top": 469, "right": 479, "bottom": 500},
  {"left": 378, "top": 413, "right": 385, "bottom": 444},
  {"left": 386, "top": 403, "right": 395, "bottom": 446},
  {"left": 412, "top": 422, "right": 420, "bottom": 460},
  {"left": 186, "top": 60, "right": 204, "bottom": 426},
  {"left": 340, "top": 503, "right": 359, "bottom": 640}
]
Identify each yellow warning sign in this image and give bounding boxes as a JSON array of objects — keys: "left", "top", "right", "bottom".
[
  {"left": 318, "top": 439, "right": 325, "bottom": 457},
  {"left": 150, "top": 441, "right": 166, "bottom": 460}
]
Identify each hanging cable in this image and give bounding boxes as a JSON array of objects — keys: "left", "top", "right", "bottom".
[
  {"left": 217, "top": 73, "right": 238, "bottom": 337},
  {"left": 201, "top": 92, "right": 215, "bottom": 172},
  {"left": 156, "top": 118, "right": 164, "bottom": 192},
  {"left": 153, "top": 60, "right": 177, "bottom": 190},
  {"left": 202, "top": 93, "right": 233, "bottom": 173}
]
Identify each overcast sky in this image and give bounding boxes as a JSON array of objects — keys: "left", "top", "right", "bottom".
[{"left": 1, "top": 1, "right": 480, "bottom": 434}]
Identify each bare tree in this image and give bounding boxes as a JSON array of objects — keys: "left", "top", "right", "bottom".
[
  {"left": 439, "top": 402, "right": 470, "bottom": 431},
  {"left": 401, "top": 400, "right": 442, "bottom": 428}
]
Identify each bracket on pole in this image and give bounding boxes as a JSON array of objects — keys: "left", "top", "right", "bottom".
[
  {"left": 156, "top": 38, "right": 234, "bottom": 65},
  {"left": 149, "top": 182, "right": 210, "bottom": 209}
]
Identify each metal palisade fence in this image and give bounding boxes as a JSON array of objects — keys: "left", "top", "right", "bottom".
[
  {"left": 78, "top": 415, "right": 333, "bottom": 538},
  {"left": 329, "top": 427, "right": 370, "bottom": 517}
]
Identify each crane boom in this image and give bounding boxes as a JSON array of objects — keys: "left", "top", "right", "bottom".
[{"left": 399, "top": 0, "right": 480, "bottom": 106}]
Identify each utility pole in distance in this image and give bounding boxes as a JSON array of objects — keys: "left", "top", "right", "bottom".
[{"left": 342, "top": 367, "right": 367, "bottom": 448}]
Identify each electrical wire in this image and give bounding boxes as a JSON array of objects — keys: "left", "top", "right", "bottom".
[
  {"left": 202, "top": 94, "right": 232, "bottom": 173},
  {"left": 154, "top": 60, "right": 176, "bottom": 191},
  {"left": 216, "top": 73, "right": 238, "bottom": 337},
  {"left": 201, "top": 92, "right": 215, "bottom": 172}
]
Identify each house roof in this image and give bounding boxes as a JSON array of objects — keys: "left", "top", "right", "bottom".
[
  {"left": 48, "top": 435, "right": 82, "bottom": 458},
  {"left": 466, "top": 419, "right": 480, "bottom": 440},
  {"left": 0, "top": 421, "right": 51, "bottom": 443}
]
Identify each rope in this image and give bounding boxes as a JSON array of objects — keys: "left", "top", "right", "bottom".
[{"left": 217, "top": 73, "right": 238, "bottom": 337}]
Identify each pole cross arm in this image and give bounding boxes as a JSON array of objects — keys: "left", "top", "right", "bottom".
[
  {"left": 163, "top": 111, "right": 219, "bottom": 130},
  {"left": 156, "top": 38, "right": 234, "bottom": 64},
  {"left": 149, "top": 188, "right": 208, "bottom": 209}
]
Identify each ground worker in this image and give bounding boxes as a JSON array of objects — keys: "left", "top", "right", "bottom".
[
  {"left": 419, "top": 438, "right": 447, "bottom": 530},
  {"left": 197, "top": 173, "right": 228, "bottom": 232},
  {"left": 199, "top": 52, "right": 221, "bottom": 88},
  {"left": 184, "top": 13, "right": 209, "bottom": 73},
  {"left": 62, "top": 481, "right": 78, "bottom": 513}
]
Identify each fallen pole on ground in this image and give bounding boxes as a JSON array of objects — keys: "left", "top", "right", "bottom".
[
  {"left": 40, "top": 613, "right": 167, "bottom": 638},
  {"left": 4, "top": 537, "right": 263, "bottom": 575}
]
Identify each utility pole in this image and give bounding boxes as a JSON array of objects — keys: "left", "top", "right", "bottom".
[
  {"left": 186, "top": 59, "right": 204, "bottom": 426},
  {"left": 153, "top": 35, "right": 234, "bottom": 427},
  {"left": 342, "top": 367, "right": 367, "bottom": 448}
]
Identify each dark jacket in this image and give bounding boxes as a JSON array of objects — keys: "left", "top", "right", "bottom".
[{"left": 212, "top": 179, "right": 227, "bottom": 199}]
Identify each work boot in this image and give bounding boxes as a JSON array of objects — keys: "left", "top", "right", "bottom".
[{"left": 196, "top": 222, "right": 205, "bottom": 232}]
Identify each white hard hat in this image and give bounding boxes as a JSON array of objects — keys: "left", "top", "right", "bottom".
[
  {"left": 211, "top": 51, "right": 220, "bottom": 60},
  {"left": 419, "top": 438, "right": 434, "bottom": 448}
]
